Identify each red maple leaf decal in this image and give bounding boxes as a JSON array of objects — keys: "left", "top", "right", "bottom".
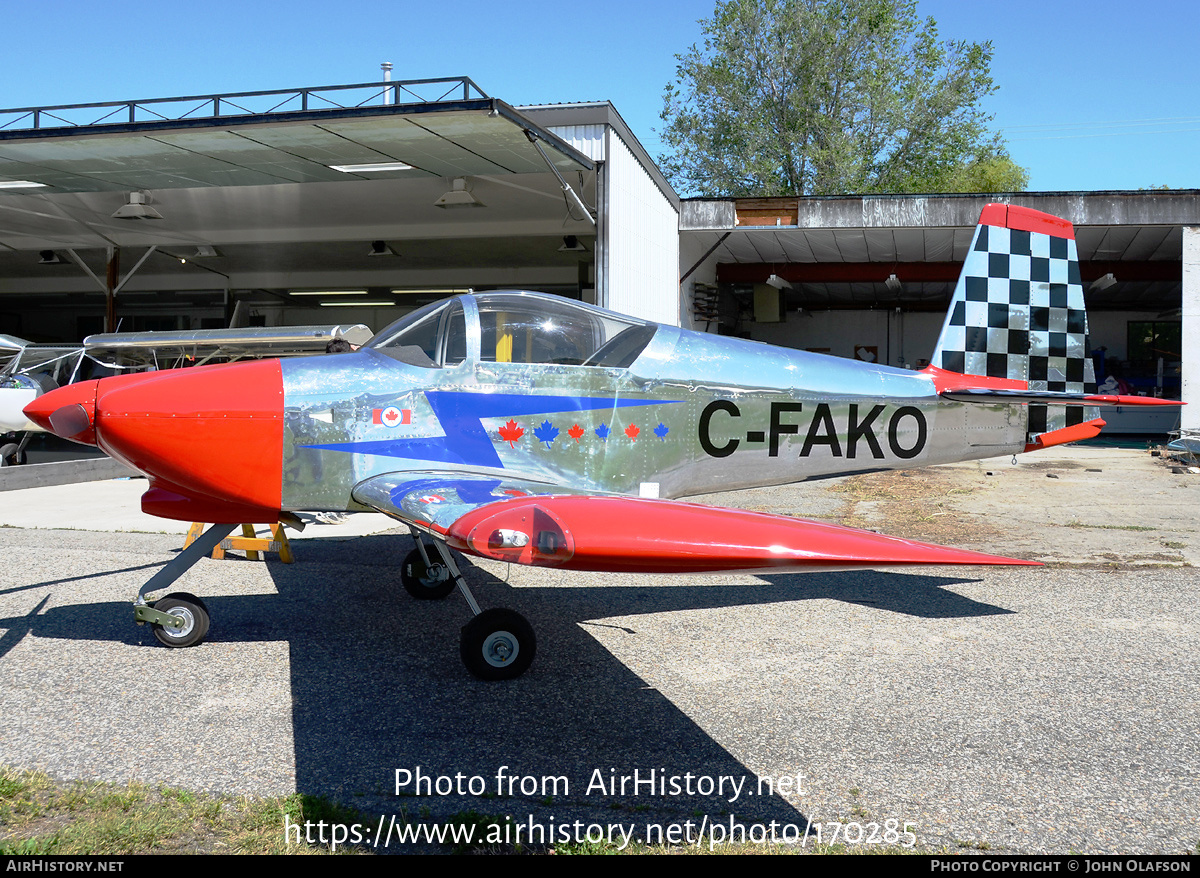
[
  {"left": 498, "top": 419, "right": 524, "bottom": 447},
  {"left": 625, "top": 423, "right": 639, "bottom": 441},
  {"left": 568, "top": 423, "right": 585, "bottom": 443}
]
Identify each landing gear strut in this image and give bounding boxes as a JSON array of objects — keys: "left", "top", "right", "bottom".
[
  {"left": 129, "top": 522, "right": 537, "bottom": 680},
  {"left": 132, "top": 523, "right": 235, "bottom": 648},
  {"left": 408, "top": 529, "right": 536, "bottom": 681},
  {"left": 0, "top": 432, "right": 30, "bottom": 466},
  {"left": 401, "top": 546, "right": 456, "bottom": 600}
]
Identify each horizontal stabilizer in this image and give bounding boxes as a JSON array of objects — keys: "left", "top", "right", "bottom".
[
  {"left": 1024, "top": 419, "right": 1105, "bottom": 452},
  {"left": 923, "top": 364, "right": 1182, "bottom": 409},
  {"left": 940, "top": 389, "right": 1182, "bottom": 407}
]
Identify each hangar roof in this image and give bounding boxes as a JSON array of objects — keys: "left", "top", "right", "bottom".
[
  {"left": 0, "top": 79, "right": 598, "bottom": 298},
  {"left": 0, "top": 78, "right": 591, "bottom": 191},
  {"left": 683, "top": 192, "right": 1200, "bottom": 312}
]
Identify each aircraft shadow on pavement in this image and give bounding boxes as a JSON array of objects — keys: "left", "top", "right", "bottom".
[
  {"left": 0, "top": 532, "right": 1015, "bottom": 843},
  {"left": 0, "top": 561, "right": 167, "bottom": 600}
]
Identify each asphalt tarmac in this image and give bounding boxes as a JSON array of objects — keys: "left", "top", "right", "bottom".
[{"left": 0, "top": 447, "right": 1196, "bottom": 854}]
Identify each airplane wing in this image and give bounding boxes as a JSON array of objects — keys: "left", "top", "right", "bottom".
[
  {"left": 351, "top": 470, "right": 593, "bottom": 536},
  {"left": 83, "top": 324, "right": 374, "bottom": 367},
  {"left": 0, "top": 334, "right": 29, "bottom": 370},
  {"left": 352, "top": 471, "right": 1038, "bottom": 574}
]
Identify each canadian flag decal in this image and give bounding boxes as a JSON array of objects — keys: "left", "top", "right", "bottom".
[{"left": 372, "top": 406, "right": 412, "bottom": 427}]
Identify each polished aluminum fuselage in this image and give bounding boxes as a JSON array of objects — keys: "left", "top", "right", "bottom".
[{"left": 280, "top": 319, "right": 1027, "bottom": 513}]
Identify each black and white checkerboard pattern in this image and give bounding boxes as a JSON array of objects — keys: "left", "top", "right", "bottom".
[{"left": 933, "top": 223, "right": 1099, "bottom": 435}]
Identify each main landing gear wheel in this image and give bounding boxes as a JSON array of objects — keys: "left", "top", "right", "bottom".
[
  {"left": 401, "top": 548, "right": 455, "bottom": 600},
  {"left": 151, "top": 592, "right": 210, "bottom": 648},
  {"left": 460, "top": 608, "right": 536, "bottom": 681}
]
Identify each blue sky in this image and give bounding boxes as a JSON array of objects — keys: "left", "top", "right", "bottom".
[{"left": 0, "top": 0, "right": 1194, "bottom": 193}]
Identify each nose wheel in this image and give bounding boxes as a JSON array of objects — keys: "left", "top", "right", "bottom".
[
  {"left": 149, "top": 593, "right": 210, "bottom": 648},
  {"left": 132, "top": 522, "right": 235, "bottom": 649},
  {"left": 129, "top": 523, "right": 538, "bottom": 681}
]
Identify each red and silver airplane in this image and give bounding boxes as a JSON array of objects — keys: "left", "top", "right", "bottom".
[{"left": 25, "top": 204, "right": 1178, "bottom": 679}]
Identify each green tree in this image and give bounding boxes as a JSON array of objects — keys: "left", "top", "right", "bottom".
[{"left": 659, "top": 0, "right": 1028, "bottom": 197}]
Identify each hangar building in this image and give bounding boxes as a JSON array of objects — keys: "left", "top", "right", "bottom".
[{"left": 0, "top": 77, "right": 1196, "bottom": 430}]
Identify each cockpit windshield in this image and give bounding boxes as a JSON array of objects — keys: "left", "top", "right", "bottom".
[
  {"left": 367, "top": 292, "right": 657, "bottom": 369},
  {"left": 367, "top": 299, "right": 466, "bottom": 368}
]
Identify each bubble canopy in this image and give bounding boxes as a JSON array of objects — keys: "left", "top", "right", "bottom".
[{"left": 367, "top": 291, "right": 657, "bottom": 369}]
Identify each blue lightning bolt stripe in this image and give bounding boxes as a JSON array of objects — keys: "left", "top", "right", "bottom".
[{"left": 301, "top": 390, "right": 678, "bottom": 468}]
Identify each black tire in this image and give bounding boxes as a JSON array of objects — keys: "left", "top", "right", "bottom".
[
  {"left": 401, "top": 547, "right": 455, "bottom": 600},
  {"left": 0, "top": 443, "right": 25, "bottom": 467},
  {"left": 151, "top": 592, "right": 210, "bottom": 648},
  {"left": 460, "top": 608, "right": 536, "bottom": 681}
]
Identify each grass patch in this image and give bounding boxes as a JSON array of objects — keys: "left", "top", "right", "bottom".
[
  {"left": 0, "top": 767, "right": 928, "bottom": 856},
  {"left": 957, "top": 838, "right": 993, "bottom": 851},
  {"left": 828, "top": 469, "right": 1002, "bottom": 546},
  {"left": 0, "top": 766, "right": 363, "bottom": 855}
]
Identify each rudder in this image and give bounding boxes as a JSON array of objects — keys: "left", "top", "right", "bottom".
[{"left": 930, "top": 203, "right": 1098, "bottom": 437}]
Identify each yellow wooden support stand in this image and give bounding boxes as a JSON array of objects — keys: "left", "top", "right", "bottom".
[{"left": 184, "top": 522, "right": 294, "bottom": 563}]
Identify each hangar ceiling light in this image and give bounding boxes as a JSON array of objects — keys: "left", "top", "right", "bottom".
[
  {"left": 434, "top": 177, "right": 484, "bottom": 209},
  {"left": 320, "top": 300, "right": 395, "bottom": 307},
  {"left": 112, "top": 191, "right": 163, "bottom": 220},
  {"left": 0, "top": 180, "right": 46, "bottom": 189},
  {"left": 390, "top": 288, "right": 470, "bottom": 295},
  {"left": 290, "top": 289, "right": 368, "bottom": 296},
  {"left": 329, "top": 161, "right": 414, "bottom": 173}
]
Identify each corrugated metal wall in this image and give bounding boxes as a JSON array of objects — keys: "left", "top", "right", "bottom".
[
  {"left": 547, "top": 124, "right": 605, "bottom": 161},
  {"left": 602, "top": 128, "right": 680, "bottom": 325},
  {"left": 549, "top": 123, "right": 680, "bottom": 326},
  {"left": 1183, "top": 226, "right": 1200, "bottom": 429}
]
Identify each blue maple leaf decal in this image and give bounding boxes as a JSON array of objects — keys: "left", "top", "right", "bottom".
[
  {"left": 654, "top": 423, "right": 669, "bottom": 440},
  {"left": 595, "top": 423, "right": 611, "bottom": 441},
  {"left": 533, "top": 420, "right": 559, "bottom": 447}
]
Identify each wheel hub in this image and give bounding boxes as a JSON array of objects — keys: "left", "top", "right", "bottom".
[
  {"left": 481, "top": 631, "right": 517, "bottom": 666},
  {"left": 162, "top": 607, "right": 194, "bottom": 638}
]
